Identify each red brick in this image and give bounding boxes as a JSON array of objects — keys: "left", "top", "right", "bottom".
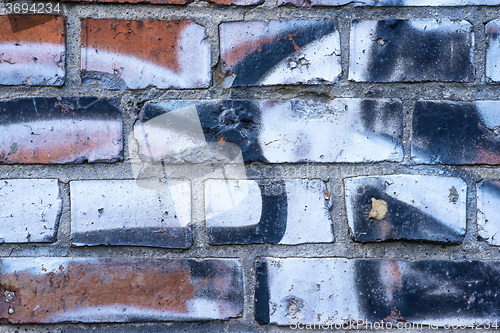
[
  {"left": 0, "top": 15, "right": 65, "bottom": 86},
  {"left": 81, "top": 19, "right": 211, "bottom": 89},
  {"left": 0, "top": 258, "right": 243, "bottom": 323}
]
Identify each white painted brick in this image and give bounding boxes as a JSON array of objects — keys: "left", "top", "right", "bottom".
[
  {"left": 70, "top": 179, "right": 192, "bottom": 248},
  {"left": 478, "top": 180, "right": 500, "bottom": 246},
  {"left": 0, "top": 179, "right": 61, "bottom": 243},
  {"left": 205, "top": 179, "right": 333, "bottom": 244}
]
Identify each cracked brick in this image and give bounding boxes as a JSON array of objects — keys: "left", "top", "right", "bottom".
[
  {"left": 219, "top": 20, "right": 341, "bottom": 86},
  {"left": 134, "top": 98, "right": 403, "bottom": 164}
]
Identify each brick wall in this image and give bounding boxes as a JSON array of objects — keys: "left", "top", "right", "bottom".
[{"left": 1, "top": 0, "right": 500, "bottom": 331}]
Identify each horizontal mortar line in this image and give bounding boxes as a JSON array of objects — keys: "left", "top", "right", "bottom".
[
  {"left": 0, "top": 250, "right": 497, "bottom": 260},
  {"left": 4, "top": 80, "right": 500, "bottom": 94}
]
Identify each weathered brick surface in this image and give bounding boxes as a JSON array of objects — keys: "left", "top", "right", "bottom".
[
  {"left": 209, "top": 0, "right": 263, "bottom": 4},
  {"left": 478, "top": 180, "right": 500, "bottom": 245},
  {"left": 0, "top": 15, "right": 65, "bottom": 86},
  {"left": 256, "top": 258, "right": 500, "bottom": 326},
  {"left": 412, "top": 101, "right": 500, "bottom": 165},
  {"left": 220, "top": 20, "right": 341, "bottom": 86},
  {"left": 344, "top": 175, "right": 467, "bottom": 244},
  {"left": 64, "top": 0, "right": 189, "bottom": 4},
  {"left": 0, "top": 258, "right": 243, "bottom": 323},
  {"left": 0, "top": 179, "right": 61, "bottom": 243},
  {"left": 135, "top": 99, "right": 403, "bottom": 164},
  {"left": 81, "top": 19, "right": 210, "bottom": 89},
  {"left": 349, "top": 19, "right": 474, "bottom": 82},
  {"left": 63, "top": 0, "right": 261, "bottom": 4},
  {"left": 486, "top": 20, "right": 500, "bottom": 82},
  {"left": 70, "top": 180, "right": 192, "bottom": 248},
  {"left": 205, "top": 179, "right": 332, "bottom": 245},
  {"left": 0, "top": 97, "right": 122, "bottom": 164},
  {"left": 279, "top": 0, "right": 500, "bottom": 6}
]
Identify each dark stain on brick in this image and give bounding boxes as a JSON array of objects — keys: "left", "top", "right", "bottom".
[
  {"left": 71, "top": 227, "right": 192, "bottom": 248},
  {"left": 224, "top": 20, "right": 337, "bottom": 86},
  {"left": 413, "top": 101, "right": 500, "bottom": 164},
  {"left": 364, "top": 20, "right": 474, "bottom": 82},
  {"left": 207, "top": 180, "right": 288, "bottom": 245},
  {"left": 0, "top": 97, "right": 120, "bottom": 125},
  {"left": 356, "top": 260, "right": 500, "bottom": 322},
  {"left": 7, "top": 15, "right": 58, "bottom": 33},
  {"left": 1, "top": 15, "right": 64, "bottom": 44},
  {"left": 360, "top": 99, "right": 402, "bottom": 139},
  {"left": 351, "top": 186, "right": 464, "bottom": 244},
  {"left": 254, "top": 259, "right": 270, "bottom": 324}
]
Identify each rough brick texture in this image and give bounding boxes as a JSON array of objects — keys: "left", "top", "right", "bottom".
[
  {"left": 478, "top": 180, "right": 500, "bottom": 245},
  {"left": 70, "top": 179, "right": 192, "bottom": 248},
  {"left": 256, "top": 258, "right": 500, "bottom": 326},
  {"left": 205, "top": 179, "right": 333, "bottom": 244},
  {"left": 0, "top": 97, "right": 123, "bottom": 164},
  {"left": 349, "top": 19, "right": 474, "bottom": 82},
  {"left": 0, "top": 258, "right": 243, "bottom": 323},
  {"left": 81, "top": 19, "right": 211, "bottom": 89},
  {"left": 344, "top": 175, "right": 467, "bottom": 244},
  {"left": 412, "top": 101, "right": 500, "bottom": 165},
  {"left": 0, "top": 179, "right": 61, "bottom": 243},
  {"left": 135, "top": 98, "right": 403, "bottom": 164},
  {"left": 0, "top": 15, "right": 65, "bottom": 86},
  {"left": 220, "top": 20, "right": 341, "bottom": 86},
  {"left": 3, "top": 0, "right": 500, "bottom": 331}
]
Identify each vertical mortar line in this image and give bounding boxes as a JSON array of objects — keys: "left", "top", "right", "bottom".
[
  {"left": 337, "top": 7, "right": 351, "bottom": 84},
  {"left": 63, "top": 3, "right": 82, "bottom": 88},
  {"left": 464, "top": 168, "right": 480, "bottom": 246},
  {"left": 470, "top": 8, "right": 487, "bottom": 85},
  {"left": 55, "top": 181, "right": 73, "bottom": 250},
  {"left": 240, "top": 249, "right": 258, "bottom": 323},
  {"left": 190, "top": 169, "right": 208, "bottom": 250},
  {"left": 119, "top": 94, "right": 137, "bottom": 164},
  {"left": 329, "top": 165, "right": 355, "bottom": 258},
  {"left": 204, "top": 16, "right": 221, "bottom": 94},
  {"left": 401, "top": 99, "right": 413, "bottom": 166}
]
